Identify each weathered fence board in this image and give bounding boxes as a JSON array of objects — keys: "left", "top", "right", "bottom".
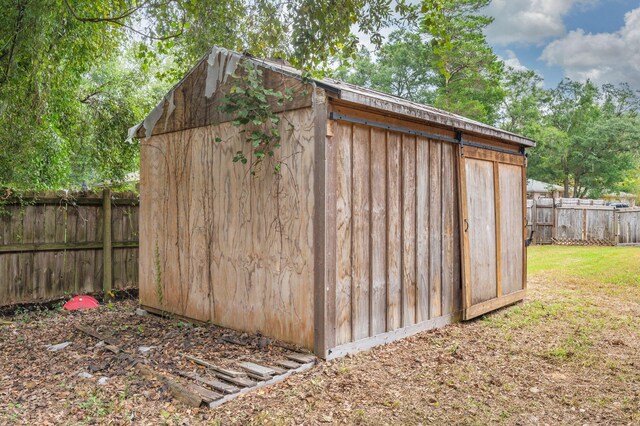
[
  {"left": 618, "top": 209, "right": 640, "bottom": 245},
  {"left": 534, "top": 198, "right": 554, "bottom": 244},
  {"left": 526, "top": 198, "right": 640, "bottom": 246},
  {"left": 0, "top": 191, "right": 139, "bottom": 306}
]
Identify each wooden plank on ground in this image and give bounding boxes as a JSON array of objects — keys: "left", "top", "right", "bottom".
[
  {"left": 274, "top": 359, "right": 300, "bottom": 369},
  {"left": 285, "top": 352, "right": 316, "bottom": 364},
  {"left": 214, "top": 373, "right": 257, "bottom": 388},
  {"left": 208, "top": 359, "right": 316, "bottom": 409},
  {"left": 181, "top": 353, "right": 246, "bottom": 377},
  {"left": 238, "top": 362, "right": 277, "bottom": 378},
  {"left": 176, "top": 370, "right": 240, "bottom": 394},
  {"left": 186, "top": 383, "right": 223, "bottom": 403},
  {"left": 265, "top": 365, "right": 287, "bottom": 375}
]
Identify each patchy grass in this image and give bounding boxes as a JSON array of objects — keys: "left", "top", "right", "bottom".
[{"left": 0, "top": 246, "right": 638, "bottom": 425}]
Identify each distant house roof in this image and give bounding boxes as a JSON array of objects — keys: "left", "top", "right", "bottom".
[{"left": 527, "top": 179, "right": 563, "bottom": 193}]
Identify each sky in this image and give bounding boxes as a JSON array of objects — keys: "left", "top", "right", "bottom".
[
  {"left": 484, "top": 0, "right": 640, "bottom": 88},
  {"left": 357, "top": 0, "right": 640, "bottom": 89}
]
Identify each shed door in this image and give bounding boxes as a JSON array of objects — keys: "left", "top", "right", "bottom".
[{"left": 458, "top": 146, "right": 527, "bottom": 320}]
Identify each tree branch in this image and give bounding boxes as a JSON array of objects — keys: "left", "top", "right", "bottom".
[
  {"left": 63, "top": 0, "right": 185, "bottom": 41},
  {"left": 63, "top": 0, "right": 151, "bottom": 23}
]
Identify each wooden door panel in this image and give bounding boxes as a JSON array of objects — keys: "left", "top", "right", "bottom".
[
  {"left": 499, "top": 163, "right": 524, "bottom": 295},
  {"left": 465, "top": 158, "right": 497, "bottom": 305},
  {"left": 459, "top": 148, "right": 526, "bottom": 320}
]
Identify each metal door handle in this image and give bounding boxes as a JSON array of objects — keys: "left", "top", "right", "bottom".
[{"left": 464, "top": 219, "right": 469, "bottom": 232}]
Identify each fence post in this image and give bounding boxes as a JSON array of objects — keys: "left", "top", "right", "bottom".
[
  {"left": 614, "top": 210, "right": 619, "bottom": 245},
  {"left": 103, "top": 188, "right": 113, "bottom": 301}
]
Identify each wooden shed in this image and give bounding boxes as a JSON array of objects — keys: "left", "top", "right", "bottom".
[{"left": 134, "top": 47, "right": 536, "bottom": 359}]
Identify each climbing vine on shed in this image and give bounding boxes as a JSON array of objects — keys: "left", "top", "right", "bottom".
[{"left": 219, "top": 61, "right": 296, "bottom": 175}]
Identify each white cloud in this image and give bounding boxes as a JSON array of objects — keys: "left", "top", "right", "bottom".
[
  {"left": 484, "top": 0, "right": 599, "bottom": 46},
  {"left": 540, "top": 7, "right": 640, "bottom": 87},
  {"left": 502, "top": 50, "right": 529, "bottom": 71}
]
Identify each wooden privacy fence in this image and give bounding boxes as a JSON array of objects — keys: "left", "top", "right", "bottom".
[
  {"left": 0, "top": 190, "right": 139, "bottom": 306},
  {"left": 618, "top": 209, "right": 640, "bottom": 245},
  {"left": 526, "top": 198, "right": 640, "bottom": 246}
]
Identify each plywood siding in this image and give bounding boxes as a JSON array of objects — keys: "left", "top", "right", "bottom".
[
  {"left": 333, "top": 116, "right": 461, "bottom": 346},
  {"left": 139, "top": 107, "right": 316, "bottom": 349}
]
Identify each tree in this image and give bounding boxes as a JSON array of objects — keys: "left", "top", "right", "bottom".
[
  {"left": 526, "top": 79, "right": 640, "bottom": 197},
  {"left": 499, "top": 68, "right": 548, "bottom": 134},
  {"left": 335, "top": 0, "right": 505, "bottom": 123},
  {"left": 0, "top": 0, "right": 403, "bottom": 189},
  {"left": 333, "top": 30, "right": 436, "bottom": 103},
  {"left": 420, "top": 0, "right": 505, "bottom": 123}
]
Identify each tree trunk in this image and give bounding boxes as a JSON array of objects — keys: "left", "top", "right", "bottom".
[{"left": 1, "top": 2, "right": 26, "bottom": 85}]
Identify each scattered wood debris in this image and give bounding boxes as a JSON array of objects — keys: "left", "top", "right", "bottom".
[{"left": 68, "top": 309, "right": 319, "bottom": 409}]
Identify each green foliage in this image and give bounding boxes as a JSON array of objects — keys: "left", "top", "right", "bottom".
[
  {"left": 154, "top": 238, "right": 163, "bottom": 309},
  {"left": 0, "top": 0, "right": 170, "bottom": 189},
  {"left": 334, "top": 31, "right": 436, "bottom": 104},
  {"left": 219, "top": 61, "right": 294, "bottom": 174},
  {"left": 335, "top": 0, "right": 504, "bottom": 123},
  {"left": 500, "top": 68, "right": 548, "bottom": 134},
  {"left": 1, "top": 0, "right": 400, "bottom": 190},
  {"left": 420, "top": 0, "right": 504, "bottom": 123},
  {"left": 519, "top": 79, "right": 640, "bottom": 197},
  {"left": 1, "top": 0, "right": 637, "bottom": 200}
]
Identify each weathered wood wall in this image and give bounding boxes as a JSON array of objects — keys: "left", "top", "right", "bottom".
[
  {"left": 139, "top": 107, "right": 316, "bottom": 349},
  {"left": 135, "top": 48, "right": 313, "bottom": 139},
  {"left": 0, "top": 192, "right": 139, "bottom": 306},
  {"left": 332, "top": 113, "right": 461, "bottom": 347}
]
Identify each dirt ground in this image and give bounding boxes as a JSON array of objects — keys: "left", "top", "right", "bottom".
[{"left": 1, "top": 246, "right": 639, "bottom": 425}]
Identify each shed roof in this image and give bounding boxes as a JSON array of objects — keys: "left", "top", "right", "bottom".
[{"left": 133, "top": 47, "right": 536, "bottom": 147}]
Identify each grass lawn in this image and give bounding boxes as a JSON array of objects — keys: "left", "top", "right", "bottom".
[
  {"left": 528, "top": 245, "right": 640, "bottom": 288},
  {"left": 1, "top": 245, "right": 638, "bottom": 425}
]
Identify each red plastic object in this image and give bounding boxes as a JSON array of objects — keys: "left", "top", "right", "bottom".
[{"left": 63, "top": 295, "right": 100, "bottom": 310}]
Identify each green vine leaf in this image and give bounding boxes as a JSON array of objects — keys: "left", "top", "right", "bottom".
[{"left": 219, "top": 60, "right": 292, "bottom": 175}]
